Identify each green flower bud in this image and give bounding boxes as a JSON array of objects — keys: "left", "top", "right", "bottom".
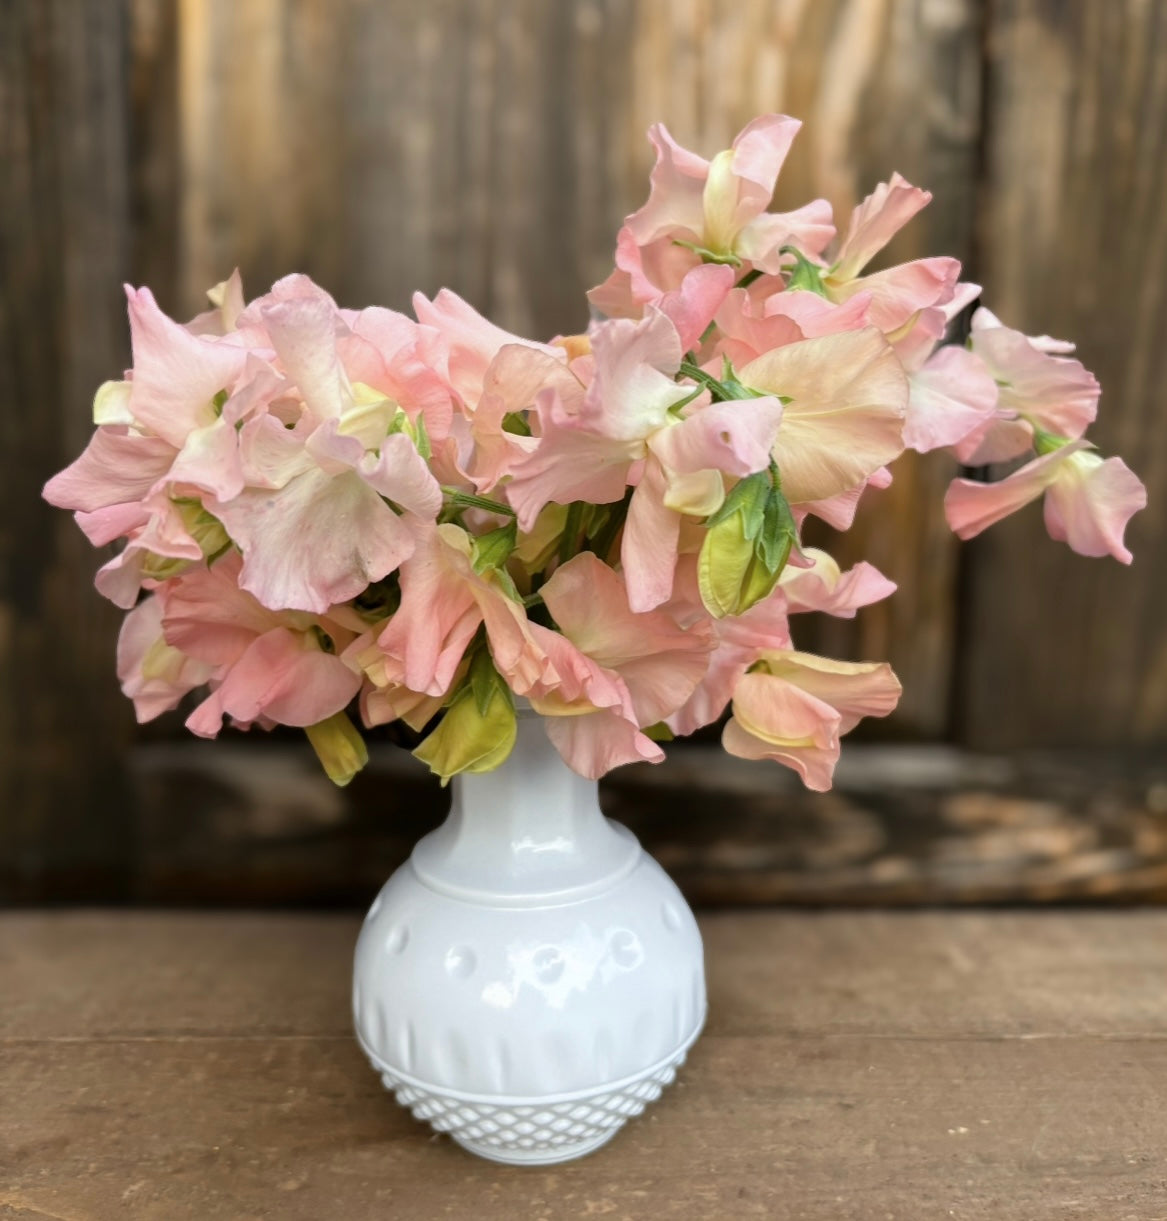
[
  {"left": 305, "top": 712, "right": 369, "bottom": 787},
  {"left": 697, "top": 469, "right": 798, "bottom": 618},
  {"left": 413, "top": 653, "right": 517, "bottom": 783}
]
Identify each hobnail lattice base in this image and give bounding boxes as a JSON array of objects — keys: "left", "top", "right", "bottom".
[{"left": 361, "top": 1023, "right": 701, "bottom": 1166}]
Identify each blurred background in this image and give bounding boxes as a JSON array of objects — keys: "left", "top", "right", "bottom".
[{"left": 3, "top": 0, "right": 1165, "bottom": 907}]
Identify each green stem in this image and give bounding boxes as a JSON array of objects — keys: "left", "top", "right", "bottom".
[
  {"left": 441, "top": 487, "right": 516, "bottom": 518},
  {"left": 558, "top": 501, "right": 585, "bottom": 565},
  {"left": 678, "top": 361, "right": 728, "bottom": 400}
]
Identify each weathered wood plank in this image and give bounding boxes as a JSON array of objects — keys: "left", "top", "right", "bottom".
[
  {"left": 6, "top": 740, "right": 1163, "bottom": 907},
  {"left": 0, "top": 0, "right": 139, "bottom": 896},
  {"left": 3, "top": 912, "right": 1167, "bottom": 1218},
  {"left": 962, "top": 0, "right": 1167, "bottom": 748}
]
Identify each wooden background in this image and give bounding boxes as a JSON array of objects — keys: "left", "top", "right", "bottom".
[{"left": 3, "top": 0, "right": 1166, "bottom": 904}]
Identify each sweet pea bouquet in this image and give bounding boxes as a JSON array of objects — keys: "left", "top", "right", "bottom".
[{"left": 44, "top": 115, "right": 1146, "bottom": 791}]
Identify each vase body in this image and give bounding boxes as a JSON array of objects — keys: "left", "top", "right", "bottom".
[{"left": 353, "top": 711, "right": 706, "bottom": 1165}]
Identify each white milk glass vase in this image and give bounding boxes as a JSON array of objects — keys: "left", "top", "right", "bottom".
[{"left": 353, "top": 707, "right": 706, "bottom": 1165}]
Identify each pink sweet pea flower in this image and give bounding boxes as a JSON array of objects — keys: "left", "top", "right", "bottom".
[
  {"left": 823, "top": 174, "right": 962, "bottom": 336},
  {"left": 903, "top": 343, "right": 999, "bottom": 453},
  {"left": 522, "top": 624, "right": 664, "bottom": 779},
  {"left": 539, "top": 552, "right": 713, "bottom": 726},
  {"left": 120, "top": 285, "right": 251, "bottom": 448},
  {"left": 711, "top": 283, "right": 872, "bottom": 367},
  {"left": 356, "top": 521, "right": 554, "bottom": 700},
  {"left": 663, "top": 555, "right": 793, "bottom": 737},
  {"left": 953, "top": 308, "right": 1101, "bottom": 464},
  {"left": 723, "top": 651, "right": 902, "bottom": 791},
  {"left": 412, "top": 287, "right": 564, "bottom": 408},
  {"left": 944, "top": 440, "right": 1146, "bottom": 563},
  {"left": 210, "top": 282, "right": 443, "bottom": 613},
  {"left": 157, "top": 551, "right": 365, "bottom": 736},
  {"left": 588, "top": 116, "right": 834, "bottom": 317},
  {"left": 508, "top": 309, "right": 785, "bottom": 610},
  {"left": 117, "top": 596, "right": 214, "bottom": 722}
]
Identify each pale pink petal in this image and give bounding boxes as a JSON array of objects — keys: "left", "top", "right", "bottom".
[
  {"left": 1043, "top": 452, "right": 1147, "bottom": 564},
  {"left": 75, "top": 502, "right": 148, "bottom": 546},
  {"left": 904, "top": 345, "right": 1000, "bottom": 453},
  {"left": 971, "top": 305, "right": 1075, "bottom": 353},
  {"left": 832, "top": 173, "right": 932, "bottom": 281},
  {"left": 729, "top": 115, "right": 802, "bottom": 213},
  {"left": 943, "top": 442, "right": 1090, "bottom": 540},
  {"left": 780, "top": 549, "right": 897, "bottom": 617},
  {"left": 656, "top": 263, "right": 736, "bottom": 351},
  {"left": 737, "top": 200, "right": 837, "bottom": 270},
  {"left": 650, "top": 396, "right": 786, "bottom": 483},
  {"left": 831, "top": 257, "right": 961, "bottom": 333},
  {"left": 626, "top": 123, "right": 709, "bottom": 246},
  {"left": 124, "top": 286, "right": 249, "bottom": 447},
  {"left": 470, "top": 345, "right": 583, "bottom": 490},
  {"left": 412, "top": 288, "right": 562, "bottom": 404},
  {"left": 370, "top": 523, "right": 483, "bottom": 696},
  {"left": 701, "top": 115, "right": 802, "bottom": 251},
  {"left": 583, "top": 310, "right": 686, "bottom": 441},
  {"left": 43, "top": 427, "right": 176, "bottom": 512},
  {"left": 117, "top": 596, "right": 213, "bottom": 723},
  {"left": 505, "top": 398, "right": 637, "bottom": 531},
  {"left": 188, "top": 627, "right": 360, "bottom": 733},
  {"left": 158, "top": 551, "right": 279, "bottom": 666},
  {"left": 542, "top": 710, "right": 664, "bottom": 779},
  {"left": 723, "top": 673, "right": 840, "bottom": 791},
  {"left": 260, "top": 295, "right": 350, "bottom": 423},
  {"left": 764, "top": 287, "right": 871, "bottom": 336},
  {"left": 237, "top": 413, "right": 316, "bottom": 489},
  {"left": 951, "top": 414, "right": 1034, "bottom": 465},
  {"left": 763, "top": 652, "right": 902, "bottom": 734},
  {"left": 341, "top": 307, "right": 455, "bottom": 440},
  {"left": 970, "top": 314, "right": 1099, "bottom": 437},
  {"left": 621, "top": 460, "right": 682, "bottom": 612},
  {"left": 167, "top": 417, "right": 245, "bottom": 500},
  {"left": 713, "top": 287, "right": 806, "bottom": 366},
  {"left": 724, "top": 654, "right": 900, "bottom": 790},
  {"left": 539, "top": 551, "right": 712, "bottom": 725},
  {"left": 95, "top": 550, "right": 151, "bottom": 610},
  {"left": 213, "top": 467, "right": 415, "bottom": 613}
]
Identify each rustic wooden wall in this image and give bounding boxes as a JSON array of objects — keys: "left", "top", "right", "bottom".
[{"left": 2, "top": 0, "right": 1164, "bottom": 902}]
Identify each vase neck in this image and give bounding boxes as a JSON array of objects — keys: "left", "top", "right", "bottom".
[{"left": 409, "top": 712, "right": 641, "bottom": 906}]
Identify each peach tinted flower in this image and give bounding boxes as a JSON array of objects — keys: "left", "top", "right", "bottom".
[
  {"left": 739, "top": 327, "right": 908, "bottom": 505},
  {"left": 723, "top": 652, "right": 902, "bottom": 790},
  {"left": 945, "top": 440, "right": 1146, "bottom": 563},
  {"left": 589, "top": 116, "right": 834, "bottom": 316}
]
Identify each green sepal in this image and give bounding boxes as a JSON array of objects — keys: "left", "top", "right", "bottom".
[
  {"left": 502, "top": 411, "right": 532, "bottom": 437},
  {"left": 471, "top": 520, "right": 518, "bottom": 574},
  {"left": 671, "top": 238, "right": 742, "bottom": 268},
  {"left": 704, "top": 469, "right": 769, "bottom": 535},
  {"left": 782, "top": 245, "right": 828, "bottom": 297}
]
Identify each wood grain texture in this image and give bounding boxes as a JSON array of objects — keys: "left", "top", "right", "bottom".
[
  {"left": 0, "top": 0, "right": 139, "bottom": 896},
  {"left": 5, "top": 739, "right": 1162, "bottom": 907},
  {"left": 3, "top": 911, "right": 1167, "bottom": 1218},
  {"left": 962, "top": 0, "right": 1167, "bottom": 748}
]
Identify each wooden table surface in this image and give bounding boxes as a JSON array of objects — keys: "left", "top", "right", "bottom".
[{"left": 3, "top": 911, "right": 1167, "bottom": 1220}]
